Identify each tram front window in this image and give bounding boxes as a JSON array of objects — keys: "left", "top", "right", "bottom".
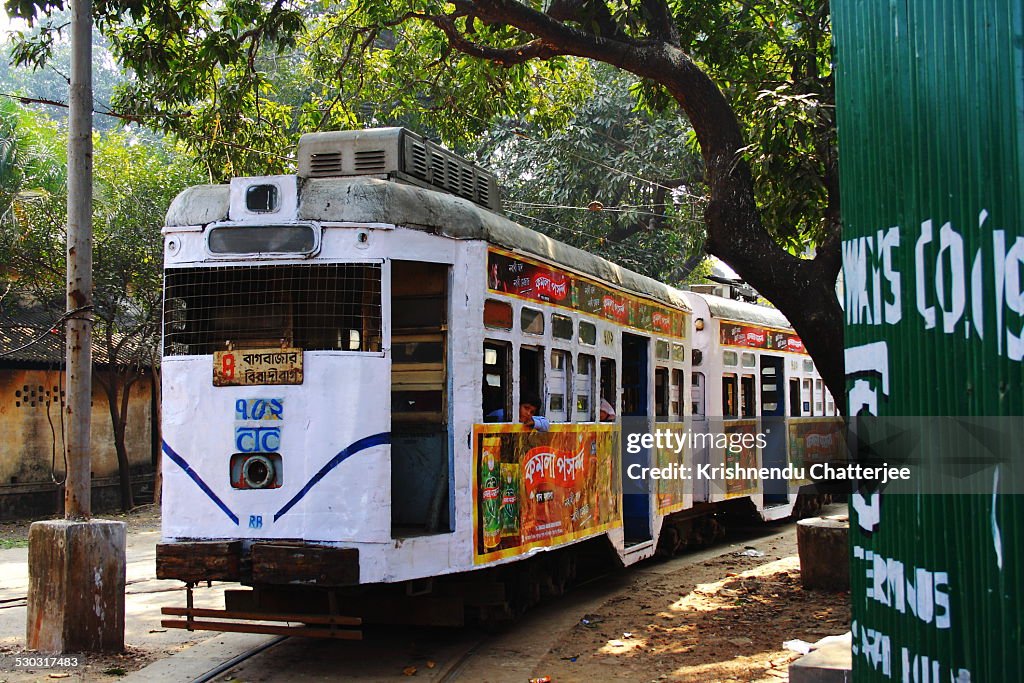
[{"left": 163, "top": 264, "right": 382, "bottom": 355}]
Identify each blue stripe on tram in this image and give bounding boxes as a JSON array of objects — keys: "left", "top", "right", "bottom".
[
  {"left": 274, "top": 432, "right": 391, "bottom": 522},
  {"left": 161, "top": 441, "right": 240, "bottom": 525}
]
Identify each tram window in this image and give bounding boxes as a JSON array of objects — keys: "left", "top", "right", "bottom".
[
  {"left": 483, "top": 342, "right": 511, "bottom": 422},
  {"left": 723, "top": 351, "right": 739, "bottom": 366},
  {"left": 484, "top": 299, "right": 513, "bottom": 330},
  {"left": 789, "top": 379, "right": 801, "bottom": 416},
  {"left": 671, "top": 343, "right": 686, "bottom": 363},
  {"left": 521, "top": 307, "right": 545, "bottom": 335},
  {"left": 552, "top": 314, "right": 574, "bottom": 340},
  {"left": 815, "top": 379, "right": 823, "bottom": 415},
  {"left": 164, "top": 263, "right": 382, "bottom": 355},
  {"left": 655, "top": 340, "right": 670, "bottom": 361},
  {"left": 576, "top": 354, "right": 595, "bottom": 421},
  {"left": 549, "top": 350, "right": 570, "bottom": 422},
  {"left": 691, "top": 372, "right": 706, "bottom": 418},
  {"left": 671, "top": 369, "right": 684, "bottom": 419},
  {"left": 741, "top": 352, "right": 756, "bottom": 368},
  {"left": 722, "top": 375, "right": 738, "bottom": 418},
  {"left": 803, "top": 359, "right": 814, "bottom": 373},
  {"left": 741, "top": 375, "right": 756, "bottom": 417},
  {"left": 579, "top": 321, "right": 597, "bottom": 346},
  {"left": 655, "top": 367, "right": 670, "bottom": 420},
  {"left": 600, "top": 357, "right": 617, "bottom": 419},
  {"left": 520, "top": 347, "right": 544, "bottom": 407},
  {"left": 826, "top": 395, "right": 835, "bottom": 415},
  {"left": 802, "top": 378, "right": 813, "bottom": 414}
]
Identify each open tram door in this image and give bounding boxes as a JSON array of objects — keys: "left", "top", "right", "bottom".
[
  {"left": 621, "top": 332, "right": 652, "bottom": 544},
  {"left": 390, "top": 260, "right": 453, "bottom": 535},
  {"left": 759, "top": 354, "right": 788, "bottom": 506}
]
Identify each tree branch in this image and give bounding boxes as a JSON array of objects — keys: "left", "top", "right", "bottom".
[
  {"left": 426, "top": 12, "right": 565, "bottom": 65},
  {"left": 639, "top": 0, "right": 679, "bottom": 46}
]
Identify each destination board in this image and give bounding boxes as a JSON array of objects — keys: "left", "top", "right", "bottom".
[{"left": 213, "top": 348, "right": 303, "bottom": 386}]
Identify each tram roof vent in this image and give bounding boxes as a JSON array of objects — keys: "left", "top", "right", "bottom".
[{"left": 297, "top": 128, "right": 503, "bottom": 213}]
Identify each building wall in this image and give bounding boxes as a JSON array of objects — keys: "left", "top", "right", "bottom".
[{"left": 0, "top": 367, "right": 154, "bottom": 519}]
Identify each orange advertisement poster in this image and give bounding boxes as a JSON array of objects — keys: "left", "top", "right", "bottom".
[
  {"left": 472, "top": 423, "right": 621, "bottom": 564},
  {"left": 787, "top": 417, "right": 846, "bottom": 485},
  {"left": 655, "top": 421, "right": 689, "bottom": 513},
  {"left": 724, "top": 420, "right": 759, "bottom": 496}
]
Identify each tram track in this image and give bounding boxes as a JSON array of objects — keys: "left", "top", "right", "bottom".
[
  {"left": 183, "top": 515, "right": 811, "bottom": 682},
  {"left": 190, "top": 635, "right": 290, "bottom": 683}
]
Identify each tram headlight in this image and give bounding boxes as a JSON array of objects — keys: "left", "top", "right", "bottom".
[
  {"left": 243, "top": 455, "right": 274, "bottom": 488},
  {"left": 230, "top": 453, "right": 283, "bottom": 489}
]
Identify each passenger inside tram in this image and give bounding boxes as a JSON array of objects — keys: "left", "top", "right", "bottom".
[{"left": 485, "top": 394, "right": 550, "bottom": 431}]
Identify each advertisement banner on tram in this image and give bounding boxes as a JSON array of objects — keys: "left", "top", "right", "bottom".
[{"left": 472, "top": 423, "right": 621, "bottom": 564}]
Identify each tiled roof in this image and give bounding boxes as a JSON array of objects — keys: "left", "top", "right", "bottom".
[
  {"left": 0, "top": 307, "right": 154, "bottom": 367},
  {"left": 0, "top": 308, "right": 67, "bottom": 364}
]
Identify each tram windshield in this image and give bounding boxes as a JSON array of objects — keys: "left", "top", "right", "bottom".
[{"left": 163, "top": 263, "right": 382, "bottom": 356}]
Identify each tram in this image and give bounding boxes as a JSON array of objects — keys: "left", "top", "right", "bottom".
[{"left": 156, "top": 128, "right": 840, "bottom": 632}]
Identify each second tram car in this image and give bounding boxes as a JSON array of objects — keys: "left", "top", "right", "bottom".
[{"left": 156, "top": 128, "right": 840, "bottom": 631}]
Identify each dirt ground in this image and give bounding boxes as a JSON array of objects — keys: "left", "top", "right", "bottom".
[
  {"left": 0, "top": 504, "right": 162, "bottom": 546},
  {"left": 0, "top": 508, "right": 850, "bottom": 682},
  {"left": 531, "top": 529, "right": 850, "bottom": 683},
  {"left": 0, "top": 505, "right": 165, "bottom": 682}
]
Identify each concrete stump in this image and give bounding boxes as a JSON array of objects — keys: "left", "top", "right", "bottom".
[
  {"left": 796, "top": 515, "right": 849, "bottom": 591},
  {"left": 27, "top": 519, "right": 127, "bottom": 653},
  {"left": 789, "top": 633, "right": 852, "bottom": 683}
]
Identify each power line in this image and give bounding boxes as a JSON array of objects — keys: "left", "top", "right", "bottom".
[
  {"left": 506, "top": 200, "right": 704, "bottom": 226},
  {"left": 464, "top": 110, "right": 708, "bottom": 204},
  {"left": 504, "top": 208, "right": 701, "bottom": 270}
]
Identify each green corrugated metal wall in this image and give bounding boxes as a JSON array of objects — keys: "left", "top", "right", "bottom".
[{"left": 835, "top": 1, "right": 1023, "bottom": 680}]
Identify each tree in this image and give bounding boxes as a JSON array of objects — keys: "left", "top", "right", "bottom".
[
  {"left": 0, "top": 103, "right": 202, "bottom": 509},
  {"left": 403, "top": 0, "right": 844, "bottom": 407},
  {"left": 477, "top": 66, "right": 708, "bottom": 283},
  {"left": 4, "top": 0, "right": 843, "bottom": 409},
  {"left": 0, "top": 12, "right": 129, "bottom": 132}
]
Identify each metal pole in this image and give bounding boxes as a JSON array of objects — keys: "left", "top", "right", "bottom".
[{"left": 65, "top": 0, "right": 93, "bottom": 519}]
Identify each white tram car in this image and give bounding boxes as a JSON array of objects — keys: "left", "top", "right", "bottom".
[{"left": 157, "top": 128, "right": 840, "bottom": 630}]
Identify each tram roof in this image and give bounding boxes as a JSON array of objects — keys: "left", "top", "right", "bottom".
[
  {"left": 166, "top": 176, "right": 692, "bottom": 312},
  {"left": 699, "top": 292, "right": 792, "bottom": 330}
]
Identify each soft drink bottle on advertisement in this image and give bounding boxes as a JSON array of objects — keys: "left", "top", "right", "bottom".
[
  {"left": 481, "top": 437, "right": 502, "bottom": 549},
  {"left": 500, "top": 463, "right": 521, "bottom": 538}
]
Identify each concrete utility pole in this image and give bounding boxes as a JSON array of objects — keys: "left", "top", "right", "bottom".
[
  {"left": 26, "top": 0, "right": 126, "bottom": 653},
  {"left": 63, "top": 0, "right": 94, "bottom": 521}
]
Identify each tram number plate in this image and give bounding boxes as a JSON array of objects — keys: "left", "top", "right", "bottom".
[{"left": 213, "top": 348, "right": 303, "bottom": 386}]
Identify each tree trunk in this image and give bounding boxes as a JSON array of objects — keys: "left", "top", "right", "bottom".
[
  {"left": 652, "top": 50, "right": 846, "bottom": 412},
  {"left": 100, "top": 370, "right": 135, "bottom": 511}
]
